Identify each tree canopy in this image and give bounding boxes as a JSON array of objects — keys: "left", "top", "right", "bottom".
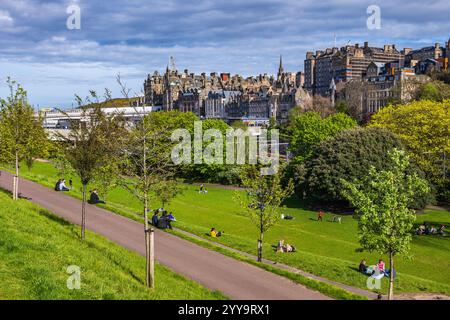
[
  {"left": 300, "top": 127, "right": 431, "bottom": 208},
  {"left": 369, "top": 100, "right": 450, "bottom": 201},
  {"left": 341, "top": 148, "right": 429, "bottom": 299},
  {"left": 286, "top": 111, "right": 357, "bottom": 161}
]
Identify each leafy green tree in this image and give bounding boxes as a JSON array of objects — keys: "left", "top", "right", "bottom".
[
  {"left": 0, "top": 78, "right": 48, "bottom": 200},
  {"left": 122, "top": 111, "right": 180, "bottom": 288},
  {"left": 152, "top": 179, "right": 184, "bottom": 209},
  {"left": 52, "top": 152, "right": 75, "bottom": 180},
  {"left": 335, "top": 100, "right": 349, "bottom": 114},
  {"left": 58, "top": 92, "right": 126, "bottom": 240},
  {"left": 91, "top": 161, "right": 121, "bottom": 201},
  {"left": 230, "top": 120, "right": 247, "bottom": 130},
  {"left": 236, "top": 166, "right": 294, "bottom": 262},
  {"left": 417, "top": 82, "right": 442, "bottom": 101},
  {"left": 341, "top": 148, "right": 429, "bottom": 300},
  {"left": 117, "top": 76, "right": 192, "bottom": 288},
  {"left": 287, "top": 111, "right": 357, "bottom": 161},
  {"left": 370, "top": 100, "right": 449, "bottom": 201},
  {"left": 301, "top": 127, "right": 431, "bottom": 208},
  {"left": 185, "top": 118, "right": 231, "bottom": 182}
]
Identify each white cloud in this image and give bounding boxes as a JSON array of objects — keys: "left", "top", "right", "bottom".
[{"left": 0, "top": 10, "right": 13, "bottom": 26}]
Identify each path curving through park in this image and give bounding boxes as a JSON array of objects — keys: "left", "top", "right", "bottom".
[{"left": 0, "top": 170, "right": 329, "bottom": 300}]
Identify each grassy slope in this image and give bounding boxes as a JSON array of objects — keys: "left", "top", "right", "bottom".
[
  {"left": 0, "top": 189, "right": 225, "bottom": 300},
  {"left": 9, "top": 161, "right": 450, "bottom": 295}
]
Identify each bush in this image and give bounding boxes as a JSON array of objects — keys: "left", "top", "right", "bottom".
[{"left": 299, "top": 127, "right": 433, "bottom": 209}]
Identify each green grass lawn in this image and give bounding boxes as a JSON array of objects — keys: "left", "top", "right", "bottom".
[
  {"left": 0, "top": 189, "right": 225, "bottom": 300},
  {"left": 7, "top": 160, "right": 450, "bottom": 296}
]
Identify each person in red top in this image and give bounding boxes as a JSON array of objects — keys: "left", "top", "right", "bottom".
[
  {"left": 377, "top": 259, "right": 385, "bottom": 272},
  {"left": 317, "top": 211, "right": 324, "bottom": 222}
]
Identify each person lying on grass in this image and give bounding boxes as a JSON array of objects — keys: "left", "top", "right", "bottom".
[{"left": 210, "top": 228, "right": 224, "bottom": 237}]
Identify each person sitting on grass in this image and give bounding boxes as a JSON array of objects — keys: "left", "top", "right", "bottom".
[
  {"left": 438, "top": 225, "right": 446, "bottom": 236},
  {"left": 168, "top": 212, "right": 176, "bottom": 222},
  {"left": 416, "top": 224, "right": 426, "bottom": 235},
  {"left": 88, "top": 189, "right": 105, "bottom": 204},
  {"left": 151, "top": 211, "right": 159, "bottom": 227},
  {"left": 157, "top": 212, "right": 168, "bottom": 229},
  {"left": 199, "top": 184, "right": 208, "bottom": 194},
  {"left": 377, "top": 259, "right": 385, "bottom": 274},
  {"left": 384, "top": 268, "right": 396, "bottom": 279},
  {"left": 54, "top": 179, "right": 62, "bottom": 191},
  {"left": 277, "top": 240, "right": 285, "bottom": 253},
  {"left": 359, "top": 259, "right": 368, "bottom": 273},
  {"left": 210, "top": 228, "right": 223, "bottom": 237},
  {"left": 58, "top": 179, "right": 70, "bottom": 191}
]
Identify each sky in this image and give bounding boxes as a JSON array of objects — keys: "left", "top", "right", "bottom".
[{"left": 0, "top": 0, "right": 449, "bottom": 108}]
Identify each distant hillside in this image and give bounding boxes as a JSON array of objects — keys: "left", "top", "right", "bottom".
[{"left": 81, "top": 97, "right": 141, "bottom": 109}]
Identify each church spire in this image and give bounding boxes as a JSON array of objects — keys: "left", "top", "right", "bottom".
[{"left": 278, "top": 55, "right": 284, "bottom": 76}]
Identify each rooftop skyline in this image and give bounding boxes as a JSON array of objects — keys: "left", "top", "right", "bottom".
[{"left": 0, "top": 0, "right": 449, "bottom": 107}]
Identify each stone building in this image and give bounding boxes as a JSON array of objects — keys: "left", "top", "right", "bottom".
[
  {"left": 205, "top": 90, "right": 241, "bottom": 119},
  {"left": 304, "top": 42, "right": 406, "bottom": 96},
  {"left": 405, "top": 40, "right": 450, "bottom": 73},
  {"left": 341, "top": 62, "right": 428, "bottom": 121},
  {"left": 143, "top": 57, "right": 307, "bottom": 125}
]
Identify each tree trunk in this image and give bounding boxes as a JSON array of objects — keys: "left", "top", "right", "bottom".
[
  {"left": 13, "top": 151, "right": 19, "bottom": 200},
  {"left": 149, "top": 227, "right": 155, "bottom": 288},
  {"left": 144, "top": 192, "right": 153, "bottom": 287},
  {"left": 81, "top": 183, "right": 87, "bottom": 240},
  {"left": 388, "top": 251, "right": 395, "bottom": 300},
  {"left": 257, "top": 214, "right": 264, "bottom": 262}
]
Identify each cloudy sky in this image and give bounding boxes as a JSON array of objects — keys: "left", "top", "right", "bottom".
[{"left": 0, "top": 0, "right": 449, "bottom": 107}]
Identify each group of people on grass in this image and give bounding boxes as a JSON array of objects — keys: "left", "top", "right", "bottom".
[
  {"left": 277, "top": 240, "right": 296, "bottom": 253},
  {"left": 151, "top": 209, "right": 176, "bottom": 230},
  {"left": 54, "top": 178, "right": 105, "bottom": 205},
  {"left": 54, "top": 178, "right": 71, "bottom": 192},
  {"left": 359, "top": 259, "right": 396, "bottom": 279},
  {"left": 317, "top": 210, "right": 342, "bottom": 223},
  {"left": 416, "top": 222, "right": 446, "bottom": 236}
]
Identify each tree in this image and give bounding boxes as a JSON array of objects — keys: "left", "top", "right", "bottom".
[
  {"left": 185, "top": 118, "right": 231, "bottom": 182},
  {"left": 123, "top": 112, "right": 177, "bottom": 288},
  {"left": 0, "top": 78, "right": 48, "bottom": 200},
  {"left": 286, "top": 111, "right": 357, "bottom": 161},
  {"left": 58, "top": 92, "right": 126, "bottom": 240},
  {"left": 301, "top": 127, "right": 431, "bottom": 208},
  {"left": 369, "top": 100, "right": 450, "bottom": 201},
  {"left": 91, "top": 161, "right": 121, "bottom": 201},
  {"left": 152, "top": 179, "right": 184, "bottom": 208},
  {"left": 417, "top": 82, "right": 442, "bottom": 101},
  {"left": 236, "top": 166, "right": 293, "bottom": 262},
  {"left": 230, "top": 120, "right": 247, "bottom": 130},
  {"left": 51, "top": 151, "right": 75, "bottom": 180},
  {"left": 341, "top": 148, "right": 429, "bottom": 300},
  {"left": 117, "top": 76, "right": 181, "bottom": 288}
]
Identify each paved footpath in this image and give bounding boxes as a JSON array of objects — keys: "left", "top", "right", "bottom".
[{"left": 0, "top": 171, "right": 329, "bottom": 300}]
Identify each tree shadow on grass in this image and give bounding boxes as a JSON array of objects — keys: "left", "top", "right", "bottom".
[
  {"left": 83, "top": 240, "right": 144, "bottom": 285},
  {"left": 37, "top": 209, "right": 72, "bottom": 226}
]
